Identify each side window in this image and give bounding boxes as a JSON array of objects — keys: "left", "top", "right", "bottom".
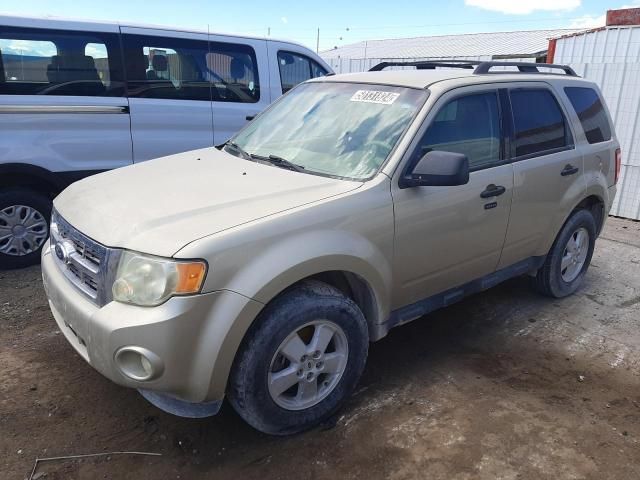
[
  {"left": 564, "top": 87, "right": 612, "bottom": 144},
  {"left": 413, "top": 92, "right": 502, "bottom": 170},
  {"left": 277, "top": 51, "right": 327, "bottom": 94},
  {"left": 207, "top": 42, "right": 260, "bottom": 103},
  {"left": 123, "top": 35, "right": 210, "bottom": 101},
  {"left": 0, "top": 27, "right": 123, "bottom": 96},
  {"left": 510, "top": 89, "right": 570, "bottom": 158}
]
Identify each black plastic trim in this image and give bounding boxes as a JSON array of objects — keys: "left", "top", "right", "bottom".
[{"left": 374, "top": 256, "right": 546, "bottom": 339}]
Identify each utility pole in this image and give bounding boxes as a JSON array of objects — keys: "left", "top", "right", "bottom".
[
  {"left": 316, "top": 28, "right": 320, "bottom": 53},
  {"left": 267, "top": 27, "right": 271, "bottom": 37}
]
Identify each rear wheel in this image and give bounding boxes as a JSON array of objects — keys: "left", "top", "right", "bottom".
[
  {"left": 0, "top": 188, "right": 51, "bottom": 269},
  {"left": 531, "top": 209, "right": 596, "bottom": 298},
  {"left": 228, "top": 280, "right": 369, "bottom": 435}
]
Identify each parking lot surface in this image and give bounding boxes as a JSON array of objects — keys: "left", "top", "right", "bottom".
[{"left": 1, "top": 217, "right": 639, "bottom": 480}]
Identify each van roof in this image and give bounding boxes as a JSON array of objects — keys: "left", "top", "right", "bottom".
[{"left": 0, "top": 13, "right": 308, "bottom": 50}]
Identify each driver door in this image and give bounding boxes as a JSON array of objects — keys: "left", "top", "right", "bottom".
[{"left": 391, "top": 86, "right": 514, "bottom": 309}]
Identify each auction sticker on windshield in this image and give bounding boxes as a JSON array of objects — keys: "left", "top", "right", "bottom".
[{"left": 350, "top": 90, "right": 400, "bottom": 105}]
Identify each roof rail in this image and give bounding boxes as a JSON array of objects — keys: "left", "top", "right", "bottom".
[
  {"left": 369, "top": 60, "right": 482, "bottom": 71},
  {"left": 368, "top": 59, "right": 578, "bottom": 77},
  {"left": 473, "top": 61, "right": 578, "bottom": 76}
]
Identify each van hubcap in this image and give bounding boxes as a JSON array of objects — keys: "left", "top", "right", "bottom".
[
  {"left": 561, "top": 227, "right": 589, "bottom": 283},
  {"left": 268, "top": 320, "right": 348, "bottom": 410},
  {"left": 0, "top": 205, "right": 48, "bottom": 256}
]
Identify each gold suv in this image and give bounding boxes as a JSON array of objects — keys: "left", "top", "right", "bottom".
[{"left": 42, "top": 61, "right": 620, "bottom": 434}]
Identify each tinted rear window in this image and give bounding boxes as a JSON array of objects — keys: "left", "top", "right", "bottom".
[
  {"left": 0, "top": 26, "right": 123, "bottom": 96},
  {"left": 564, "top": 87, "right": 612, "bottom": 144},
  {"left": 510, "top": 89, "right": 570, "bottom": 157}
]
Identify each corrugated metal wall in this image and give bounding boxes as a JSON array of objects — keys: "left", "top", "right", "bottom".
[{"left": 555, "top": 27, "right": 640, "bottom": 220}]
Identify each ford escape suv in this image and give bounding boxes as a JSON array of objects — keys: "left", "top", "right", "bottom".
[{"left": 41, "top": 61, "right": 620, "bottom": 435}]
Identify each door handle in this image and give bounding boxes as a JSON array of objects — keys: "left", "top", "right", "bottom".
[
  {"left": 245, "top": 115, "right": 255, "bottom": 121},
  {"left": 480, "top": 184, "right": 506, "bottom": 198},
  {"left": 561, "top": 164, "right": 579, "bottom": 176}
]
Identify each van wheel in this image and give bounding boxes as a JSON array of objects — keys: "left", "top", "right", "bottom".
[
  {"left": 228, "top": 280, "right": 369, "bottom": 435},
  {"left": 0, "top": 188, "right": 52, "bottom": 270},
  {"left": 531, "top": 209, "right": 596, "bottom": 298}
]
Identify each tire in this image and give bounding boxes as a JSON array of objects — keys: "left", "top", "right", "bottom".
[
  {"left": 531, "top": 209, "right": 597, "bottom": 298},
  {"left": 0, "top": 188, "right": 52, "bottom": 270},
  {"left": 228, "top": 280, "right": 369, "bottom": 435}
]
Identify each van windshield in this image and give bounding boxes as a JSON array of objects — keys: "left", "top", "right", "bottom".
[{"left": 229, "top": 82, "right": 428, "bottom": 180}]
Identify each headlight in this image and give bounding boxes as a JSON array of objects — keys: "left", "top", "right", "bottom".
[{"left": 112, "top": 251, "right": 207, "bottom": 306}]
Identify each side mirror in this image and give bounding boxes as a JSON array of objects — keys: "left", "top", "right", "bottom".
[{"left": 400, "top": 150, "right": 470, "bottom": 188}]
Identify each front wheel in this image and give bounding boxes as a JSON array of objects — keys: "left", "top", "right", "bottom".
[
  {"left": 0, "top": 188, "right": 52, "bottom": 269},
  {"left": 531, "top": 209, "right": 596, "bottom": 298},
  {"left": 228, "top": 280, "right": 369, "bottom": 435}
]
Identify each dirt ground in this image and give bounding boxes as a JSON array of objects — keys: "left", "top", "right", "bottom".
[{"left": 1, "top": 217, "right": 639, "bottom": 480}]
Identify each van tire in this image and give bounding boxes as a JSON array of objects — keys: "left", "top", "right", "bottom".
[
  {"left": 228, "top": 280, "right": 369, "bottom": 435},
  {"left": 0, "top": 188, "right": 52, "bottom": 270},
  {"left": 531, "top": 209, "right": 597, "bottom": 298}
]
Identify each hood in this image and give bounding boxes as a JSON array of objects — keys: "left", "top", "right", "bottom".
[{"left": 54, "top": 147, "right": 361, "bottom": 257}]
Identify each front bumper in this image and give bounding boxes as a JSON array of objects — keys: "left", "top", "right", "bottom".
[{"left": 41, "top": 244, "right": 263, "bottom": 410}]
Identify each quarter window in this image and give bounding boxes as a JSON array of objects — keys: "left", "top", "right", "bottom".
[
  {"left": 277, "top": 51, "right": 328, "bottom": 93},
  {"left": 510, "top": 89, "right": 570, "bottom": 157},
  {"left": 564, "top": 87, "right": 611, "bottom": 144},
  {"left": 413, "top": 92, "right": 502, "bottom": 170},
  {"left": 0, "top": 27, "right": 123, "bottom": 96}
]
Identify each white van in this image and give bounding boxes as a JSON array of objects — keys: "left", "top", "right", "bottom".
[{"left": 0, "top": 15, "right": 332, "bottom": 268}]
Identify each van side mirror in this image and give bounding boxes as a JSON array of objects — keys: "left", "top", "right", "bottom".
[{"left": 400, "top": 150, "right": 470, "bottom": 188}]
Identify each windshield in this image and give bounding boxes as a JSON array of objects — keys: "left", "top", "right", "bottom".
[{"left": 229, "top": 82, "right": 428, "bottom": 180}]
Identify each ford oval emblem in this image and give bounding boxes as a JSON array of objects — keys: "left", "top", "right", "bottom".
[{"left": 54, "top": 242, "right": 67, "bottom": 262}]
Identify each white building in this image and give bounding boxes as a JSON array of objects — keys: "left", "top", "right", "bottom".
[
  {"left": 551, "top": 8, "right": 640, "bottom": 220},
  {"left": 321, "top": 28, "right": 583, "bottom": 74}
]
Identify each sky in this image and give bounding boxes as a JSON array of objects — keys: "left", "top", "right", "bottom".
[{"left": 0, "top": 0, "right": 636, "bottom": 52}]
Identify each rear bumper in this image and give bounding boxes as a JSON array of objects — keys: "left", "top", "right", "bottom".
[{"left": 41, "top": 243, "right": 263, "bottom": 408}]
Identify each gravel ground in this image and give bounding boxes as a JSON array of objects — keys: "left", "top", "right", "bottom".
[{"left": 1, "top": 217, "right": 639, "bottom": 480}]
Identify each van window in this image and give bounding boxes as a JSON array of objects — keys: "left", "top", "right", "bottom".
[
  {"left": 122, "top": 35, "right": 210, "bottom": 101},
  {"left": 413, "top": 92, "right": 502, "bottom": 170},
  {"left": 277, "top": 51, "right": 328, "bottom": 93},
  {"left": 510, "top": 89, "right": 570, "bottom": 158},
  {"left": 207, "top": 42, "right": 260, "bottom": 103},
  {"left": 564, "top": 87, "right": 612, "bottom": 144},
  {"left": 0, "top": 27, "right": 123, "bottom": 96}
]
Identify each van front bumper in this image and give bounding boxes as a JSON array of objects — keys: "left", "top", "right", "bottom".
[{"left": 41, "top": 244, "right": 263, "bottom": 414}]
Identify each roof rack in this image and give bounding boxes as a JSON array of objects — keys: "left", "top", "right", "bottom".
[
  {"left": 474, "top": 61, "right": 577, "bottom": 76},
  {"left": 368, "top": 59, "right": 578, "bottom": 76},
  {"left": 369, "top": 60, "right": 481, "bottom": 71}
]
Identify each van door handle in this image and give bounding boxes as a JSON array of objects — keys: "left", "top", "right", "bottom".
[
  {"left": 561, "top": 164, "right": 579, "bottom": 176},
  {"left": 245, "top": 115, "right": 255, "bottom": 121},
  {"left": 480, "top": 184, "right": 506, "bottom": 198}
]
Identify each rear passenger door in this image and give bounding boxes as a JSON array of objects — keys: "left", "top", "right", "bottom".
[
  {"left": 0, "top": 23, "right": 132, "bottom": 176},
  {"left": 498, "top": 83, "right": 585, "bottom": 268},
  {"left": 121, "top": 28, "right": 213, "bottom": 162},
  {"left": 208, "top": 35, "right": 269, "bottom": 144}
]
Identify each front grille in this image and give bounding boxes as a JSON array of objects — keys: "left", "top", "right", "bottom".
[{"left": 50, "top": 211, "right": 118, "bottom": 306}]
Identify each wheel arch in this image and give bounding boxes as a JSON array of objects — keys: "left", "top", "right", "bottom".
[{"left": 0, "top": 164, "right": 64, "bottom": 198}]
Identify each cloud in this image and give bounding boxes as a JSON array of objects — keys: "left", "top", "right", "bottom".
[
  {"left": 281, "top": 16, "right": 288, "bottom": 24},
  {"left": 568, "top": 2, "right": 640, "bottom": 28},
  {"left": 569, "top": 14, "right": 605, "bottom": 28},
  {"left": 465, "top": 0, "right": 581, "bottom": 15}
]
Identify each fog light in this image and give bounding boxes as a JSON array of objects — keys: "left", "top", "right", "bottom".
[{"left": 114, "top": 346, "right": 164, "bottom": 381}]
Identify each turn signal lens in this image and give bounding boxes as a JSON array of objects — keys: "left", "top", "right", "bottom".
[
  {"left": 176, "top": 262, "right": 207, "bottom": 294},
  {"left": 615, "top": 148, "right": 622, "bottom": 184}
]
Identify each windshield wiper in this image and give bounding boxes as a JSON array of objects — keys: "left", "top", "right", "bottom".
[
  {"left": 223, "top": 140, "right": 252, "bottom": 161},
  {"left": 251, "top": 154, "right": 306, "bottom": 173}
]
